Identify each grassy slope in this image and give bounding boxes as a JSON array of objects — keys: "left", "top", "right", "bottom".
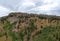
[{"left": 0, "top": 12, "right": 60, "bottom": 41}]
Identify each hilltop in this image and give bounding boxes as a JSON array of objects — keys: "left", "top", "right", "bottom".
[
  {"left": 0, "top": 12, "right": 60, "bottom": 41},
  {"left": 0, "top": 12, "right": 60, "bottom": 26}
]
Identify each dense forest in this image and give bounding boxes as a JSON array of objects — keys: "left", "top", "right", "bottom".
[{"left": 0, "top": 12, "right": 60, "bottom": 41}]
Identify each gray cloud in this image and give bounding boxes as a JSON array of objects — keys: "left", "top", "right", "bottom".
[
  {"left": 0, "top": 0, "right": 60, "bottom": 17},
  {"left": 0, "top": 0, "right": 20, "bottom": 10}
]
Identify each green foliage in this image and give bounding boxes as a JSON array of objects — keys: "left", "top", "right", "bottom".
[
  {"left": 3, "top": 20, "right": 11, "bottom": 30},
  {"left": 0, "top": 32, "right": 4, "bottom": 37},
  {"left": 19, "top": 30, "right": 24, "bottom": 41},
  {"left": 11, "top": 32, "right": 17, "bottom": 41},
  {"left": 47, "top": 37, "right": 56, "bottom": 41},
  {"left": 27, "top": 32, "right": 31, "bottom": 41},
  {"left": 32, "top": 26, "right": 60, "bottom": 41},
  {"left": 28, "top": 19, "right": 36, "bottom": 32},
  {"left": 0, "top": 20, "right": 17, "bottom": 41},
  {"left": 26, "top": 19, "right": 37, "bottom": 41},
  {"left": 38, "top": 16, "right": 47, "bottom": 19},
  {"left": 9, "top": 21, "right": 17, "bottom": 31}
]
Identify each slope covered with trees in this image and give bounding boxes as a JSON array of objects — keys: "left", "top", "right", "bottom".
[{"left": 0, "top": 12, "right": 60, "bottom": 41}]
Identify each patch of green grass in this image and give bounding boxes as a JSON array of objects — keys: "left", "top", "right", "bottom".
[{"left": 32, "top": 26, "right": 60, "bottom": 41}]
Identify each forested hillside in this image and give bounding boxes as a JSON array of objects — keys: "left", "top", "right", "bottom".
[{"left": 0, "top": 12, "right": 60, "bottom": 41}]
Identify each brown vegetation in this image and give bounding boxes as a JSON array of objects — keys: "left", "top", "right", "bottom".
[{"left": 0, "top": 12, "right": 60, "bottom": 41}]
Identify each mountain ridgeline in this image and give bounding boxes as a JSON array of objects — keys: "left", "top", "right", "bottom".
[
  {"left": 0, "top": 12, "right": 60, "bottom": 41},
  {"left": 1, "top": 12, "right": 60, "bottom": 26}
]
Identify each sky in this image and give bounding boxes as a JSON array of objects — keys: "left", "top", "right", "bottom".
[{"left": 0, "top": 0, "right": 60, "bottom": 17}]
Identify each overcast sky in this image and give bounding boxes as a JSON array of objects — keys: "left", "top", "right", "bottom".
[{"left": 0, "top": 0, "right": 60, "bottom": 17}]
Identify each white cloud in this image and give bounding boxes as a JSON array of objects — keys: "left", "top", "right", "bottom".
[
  {"left": 42, "top": 0, "right": 54, "bottom": 4},
  {"left": 0, "top": 0, "right": 60, "bottom": 16},
  {"left": 17, "top": 0, "right": 35, "bottom": 12},
  {"left": 0, "top": 6, "right": 11, "bottom": 17},
  {"left": 14, "top": 0, "right": 60, "bottom": 16},
  {"left": 26, "top": 0, "right": 60, "bottom": 15}
]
